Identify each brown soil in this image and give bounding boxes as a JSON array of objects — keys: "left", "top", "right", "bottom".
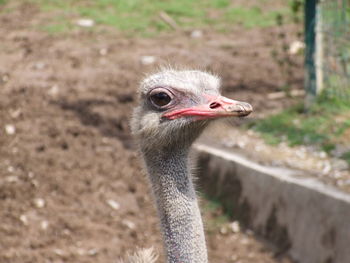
[{"left": 0, "top": 2, "right": 300, "bottom": 263}]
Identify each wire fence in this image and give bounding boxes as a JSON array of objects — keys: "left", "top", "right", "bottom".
[{"left": 305, "top": 0, "right": 350, "bottom": 101}]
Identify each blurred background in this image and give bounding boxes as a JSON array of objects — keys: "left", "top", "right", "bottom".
[{"left": 0, "top": 0, "right": 349, "bottom": 262}]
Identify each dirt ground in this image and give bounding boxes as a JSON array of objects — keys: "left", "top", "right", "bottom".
[{"left": 0, "top": 2, "right": 302, "bottom": 263}]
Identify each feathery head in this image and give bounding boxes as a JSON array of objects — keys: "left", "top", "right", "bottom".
[{"left": 131, "top": 69, "right": 252, "bottom": 152}]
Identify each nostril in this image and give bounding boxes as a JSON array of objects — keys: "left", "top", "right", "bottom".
[{"left": 209, "top": 102, "right": 221, "bottom": 109}]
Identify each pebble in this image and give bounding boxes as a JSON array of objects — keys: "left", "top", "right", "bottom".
[
  {"left": 295, "top": 149, "right": 306, "bottom": 159},
  {"left": 20, "top": 214, "right": 28, "bottom": 225},
  {"left": 221, "top": 140, "right": 235, "bottom": 148},
  {"left": 237, "top": 141, "right": 246, "bottom": 149},
  {"left": 99, "top": 48, "right": 108, "bottom": 56},
  {"left": 220, "top": 226, "right": 228, "bottom": 235},
  {"left": 10, "top": 109, "right": 21, "bottom": 119},
  {"left": 122, "top": 219, "right": 136, "bottom": 230},
  {"left": 331, "top": 171, "right": 343, "bottom": 179},
  {"left": 322, "top": 162, "right": 332, "bottom": 174},
  {"left": 230, "top": 255, "right": 238, "bottom": 261},
  {"left": 190, "top": 30, "right": 203, "bottom": 38},
  {"left": 41, "top": 220, "right": 49, "bottom": 230},
  {"left": 53, "top": 248, "right": 66, "bottom": 256},
  {"left": 76, "top": 19, "right": 95, "bottom": 27},
  {"left": 63, "top": 229, "right": 71, "bottom": 236},
  {"left": 34, "top": 62, "right": 46, "bottom": 70},
  {"left": 240, "top": 237, "right": 250, "bottom": 245},
  {"left": 288, "top": 40, "right": 305, "bottom": 55},
  {"left": 87, "top": 248, "right": 98, "bottom": 256},
  {"left": 5, "top": 124, "right": 16, "bottom": 135},
  {"left": 254, "top": 145, "right": 263, "bottom": 152},
  {"left": 48, "top": 85, "right": 59, "bottom": 97},
  {"left": 5, "top": 175, "right": 19, "bottom": 183},
  {"left": 140, "top": 56, "right": 156, "bottom": 65},
  {"left": 247, "top": 130, "right": 255, "bottom": 136},
  {"left": 76, "top": 248, "right": 86, "bottom": 256},
  {"left": 34, "top": 198, "right": 45, "bottom": 208},
  {"left": 106, "top": 199, "right": 120, "bottom": 210},
  {"left": 2, "top": 74, "right": 9, "bottom": 83},
  {"left": 230, "top": 221, "right": 240, "bottom": 233},
  {"left": 316, "top": 161, "right": 324, "bottom": 169},
  {"left": 319, "top": 151, "right": 327, "bottom": 159}
]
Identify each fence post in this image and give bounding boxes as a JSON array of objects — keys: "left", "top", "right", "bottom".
[
  {"left": 304, "top": 0, "right": 317, "bottom": 107},
  {"left": 315, "top": 1, "right": 324, "bottom": 95}
]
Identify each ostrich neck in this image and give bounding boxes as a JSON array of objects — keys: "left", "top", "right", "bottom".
[{"left": 144, "top": 149, "right": 208, "bottom": 263}]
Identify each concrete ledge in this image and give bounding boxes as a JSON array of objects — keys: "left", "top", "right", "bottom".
[{"left": 194, "top": 143, "right": 350, "bottom": 263}]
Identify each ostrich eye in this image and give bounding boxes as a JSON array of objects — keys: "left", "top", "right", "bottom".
[{"left": 150, "top": 92, "right": 172, "bottom": 107}]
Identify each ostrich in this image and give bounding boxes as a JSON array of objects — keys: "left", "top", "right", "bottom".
[{"left": 127, "top": 69, "right": 252, "bottom": 263}]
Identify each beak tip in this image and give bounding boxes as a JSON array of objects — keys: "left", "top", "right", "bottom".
[
  {"left": 225, "top": 102, "right": 253, "bottom": 117},
  {"left": 241, "top": 102, "right": 253, "bottom": 115}
]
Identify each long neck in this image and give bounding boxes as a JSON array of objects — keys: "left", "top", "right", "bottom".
[{"left": 143, "top": 149, "right": 208, "bottom": 263}]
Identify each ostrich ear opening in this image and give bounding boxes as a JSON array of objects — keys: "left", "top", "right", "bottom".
[{"left": 162, "top": 95, "right": 253, "bottom": 120}]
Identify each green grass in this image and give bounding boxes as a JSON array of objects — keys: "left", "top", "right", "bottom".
[
  {"left": 13, "top": 0, "right": 291, "bottom": 35},
  {"left": 200, "top": 194, "right": 230, "bottom": 233},
  {"left": 342, "top": 151, "right": 350, "bottom": 165},
  {"left": 40, "top": 20, "right": 72, "bottom": 34},
  {"left": 225, "top": 7, "right": 288, "bottom": 29},
  {"left": 251, "top": 95, "right": 350, "bottom": 159}
]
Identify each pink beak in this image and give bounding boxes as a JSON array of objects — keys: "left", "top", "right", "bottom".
[{"left": 163, "top": 95, "right": 253, "bottom": 120}]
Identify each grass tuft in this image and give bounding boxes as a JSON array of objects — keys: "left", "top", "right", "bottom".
[
  {"left": 342, "top": 151, "right": 350, "bottom": 165},
  {"left": 225, "top": 7, "right": 285, "bottom": 28},
  {"left": 200, "top": 194, "right": 230, "bottom": 233},
  {"left": 251, "top": 95, "right": 350, "bottom": 159},
  {"left": 13, "top": 0, "right": 291, "bottom": 35}
]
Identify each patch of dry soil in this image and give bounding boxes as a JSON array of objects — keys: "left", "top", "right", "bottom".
[{"left": 0, "top": 2, "right": 300, "bottom": 262}]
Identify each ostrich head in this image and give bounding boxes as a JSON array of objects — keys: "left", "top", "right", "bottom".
[
  {"left": 130, "top": 69, "right": 253, "bottom": 262},
  {"left": 131, "top": 69, "right": 252, "bottom": 152}
]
